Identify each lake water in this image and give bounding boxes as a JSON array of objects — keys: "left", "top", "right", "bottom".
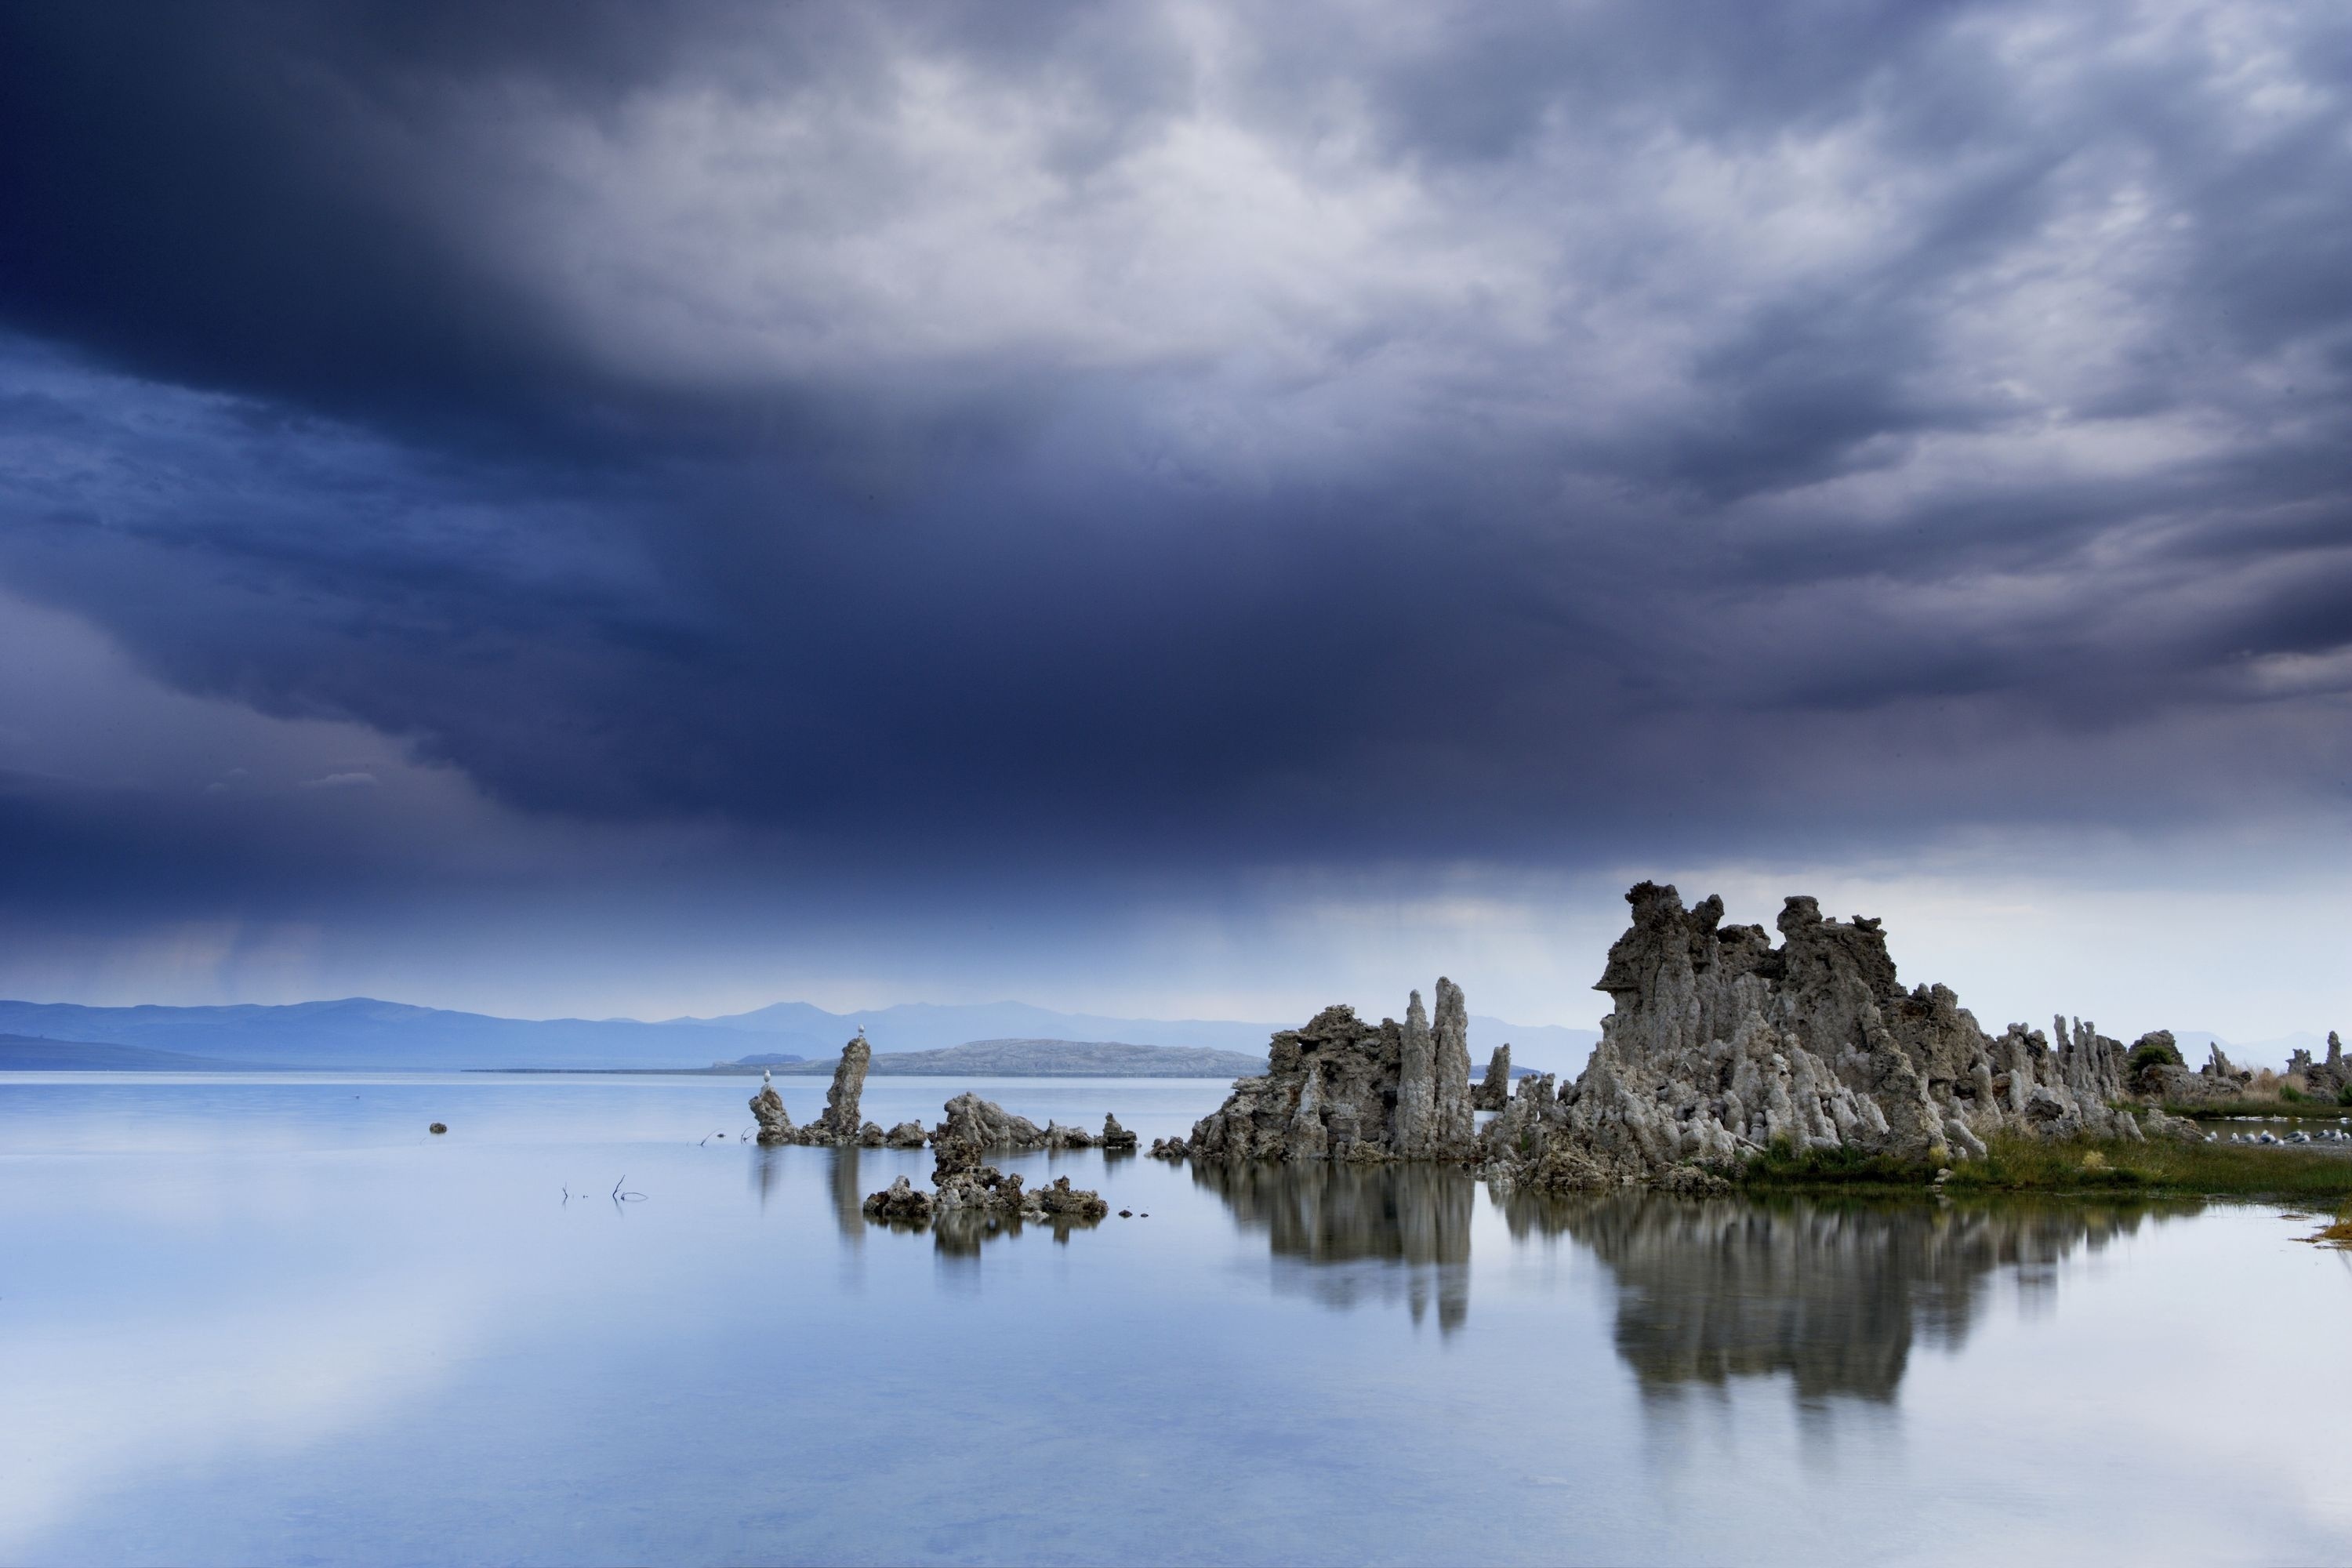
[{"left": 3, "top": 1073, "right": 2348, "bottom": 1565}]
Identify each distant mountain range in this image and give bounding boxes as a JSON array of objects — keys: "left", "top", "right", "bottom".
[
  {"left": 0, "top": 994, "right": 1601, "bottom": 1074},
  {"left": 760, "top": 1038, "right": 1269, "bottom": 1078},
  {"left": 0, "top": 1033, "right": 274, "bottom": 1072}
]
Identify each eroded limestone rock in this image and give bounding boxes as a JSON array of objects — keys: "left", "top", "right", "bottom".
[
  {"left": 1101, "top": 1114, "right": 1138, "bottom": 1150},
  {"left": 750, "top": 1036, "right": 880, "bottom": 1146},
  {"left": 1184, "top": 982, "right": 1482, "bottom": 1163},
  {"left": 929, "top": 1091, "right": 1050, "bottom": 1155},
  {"left": 861, "top": 1174, "right": 934, "bottom": 1225},
  {"left": 2288, "top": 1032, "right": 2350, "bottom": 1101},
  {"left": 1471, "top": 1044, "right": 1512, "bottom": 1112},
  {"left": 1485, "top": 884, "right": 2148, "bottom": 1191},
  {"left": 749, "top": 1084, "right": 794, "bottom": 1144}
]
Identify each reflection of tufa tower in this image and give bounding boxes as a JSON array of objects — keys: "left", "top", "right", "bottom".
[
  {"left": 1496, "top": 1192, "right": 2194, "bottom": 1404},
  {"left": 1189, "top": 1161, "right": 1475, "bottom": 1334}
]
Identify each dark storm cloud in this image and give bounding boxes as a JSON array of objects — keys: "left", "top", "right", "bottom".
[{"left": 2, "top": 0, "right": 2350, "bottom": 898}]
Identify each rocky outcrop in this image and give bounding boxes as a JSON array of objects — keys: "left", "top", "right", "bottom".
[
  {"left": 1483, "top": 884, "right": 2155, "bottom": 1191},
  {"left": 1101, "top": 1114, "right": 1138, "bottom": 1150},
  {"left": 861, "top": 1174, "right": 934, "bottom": 1225},
  {"left": 1148, "top": 1136, "right": 1188, "bottom": 1160},
  {"left": 920, "top": 1140, "right": 1108, "bottom": 1226},
  {"left": 2147, "top": 1042, "right": 2257, "bottom": 1105},
  {"left": 2288, "top": 1032, "right": 2350, "bottom": 1101},
  {"left": 1470, "top": 1044, "right": 1512, "bottom": 1112},
  {"left": 884, "top": 1120, "right": 927, "bottom": 1148},
  {"left": 748, "top": 1036, "right": 887, "bottom": 1146},
  {"left": 1183, "top": 981, "right": 1479, "bottom": 1163},
  {"left": 750, "top": 1083, "right": 794, "bottom": 1143},
  {"left": 929, "top": 1091, "right": 1050, "bottom": 1156},
  {"left": 1029, "top": 1175, "right": 1111, "bottom": 1220},
  {"left": 1044, "top": 1120, "right": 1097, "bottom": 1151}
]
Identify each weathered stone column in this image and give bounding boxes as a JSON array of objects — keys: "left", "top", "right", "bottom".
[
  {"left": 1431, "top": 978, "right": 1474, "bottom": 1151},
  {"left": 1393, "top": 990, "right": 1434, "bottom": 1156}
]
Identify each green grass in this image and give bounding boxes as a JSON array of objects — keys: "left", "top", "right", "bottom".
[{"left": 1740, "top": 1132, "right": 2352, "bottom": 1200}]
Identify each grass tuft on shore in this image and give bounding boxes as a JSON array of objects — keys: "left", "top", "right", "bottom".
[{"left": 1744, "top": 1133, "right": 2352, "bottom": 1200}]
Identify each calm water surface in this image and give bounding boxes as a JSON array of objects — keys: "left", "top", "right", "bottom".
[{"left": 2, "top": 1073, "right": 2347, "bottom": 1565}]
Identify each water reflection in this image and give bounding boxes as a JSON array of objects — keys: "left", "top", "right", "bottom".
[
  {"left": 1190, "top": 1162, "right": 1475, "bottom": 1333},
  {"left": 1504, "top": 1192, "right": 2199, "bottom": 1402}
]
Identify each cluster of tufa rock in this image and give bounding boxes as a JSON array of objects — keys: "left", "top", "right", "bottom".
[
  {"left": 2286, "top": 1033, "right": 2350, "bottom": 1102},
  {"left": 752, "top": 1048, "right": 1131, "bottom": 1161},
  {"left": 1185, "top": 978, "right": 1479, "bottom": 1161},
  {"left": 830, "top": 1086, "right": 1123, "bottom": 1232},
  {"left": 1171, "top": 881, "right": 2194, "bottom": 1190},
  {"left": 750, "top": 1034, "right": 911, "bottom": 1147}
]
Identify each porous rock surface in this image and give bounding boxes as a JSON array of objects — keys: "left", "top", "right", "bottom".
[
  {"left": 861, "top": 1174, "right": 933, "bottom": 1225},
  {"left": 929, "top": 1091, "right": 1050, "bottom": 1154},
  {"left": 2287, "top": 1032, "right": 2350, "bottom": 1101},
  {"left": 1470, "top": 1044, "right": 1512, "bottom": 1112},
  {"left": 1483, "top": 883, "right": 2154, "bottom": 1191},
  {"left": 1185, "top": 979, "right": 1477, "bottom": 1162},
  {"left": 750, "top": 1036, "right": 886, "bottom": 1146},
  {"left": 1101, "top": 1113, "right": 1138, "bottom": 1150},
  {"left": 2143, "top": 1041, "right": 2257, "bottom": 1105}
]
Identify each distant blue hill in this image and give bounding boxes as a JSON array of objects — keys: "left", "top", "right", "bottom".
[
  {"left": 0, "top": 998, "right": 772, "bottom": 1071},
  {"left": 0, "top": 1033, "right": 274, "bottom": 1072},
  {"left": 677, "top": 1001, "right": 1601, "bottom": 1078},
  {"left": 0, "top": 995, "right": 1600, "bottom": 1074}
]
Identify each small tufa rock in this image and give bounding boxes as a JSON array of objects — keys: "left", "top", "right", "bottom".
[
  {"left": 1470, "top": 1044, "right": 1512, "bottom": 1112},
  {"left": 1101, "top": 1113, "right": 1139, "bottom": 1150},
  {"left": 427, "top": 1122, "right": 447, "bottom": 1134},
  {"left": 1147, "top": 1136, "right": 1188, "bottom": 1160},
  {"left": 861, "top": 1174, "right": 934, "bottom": 1225}
]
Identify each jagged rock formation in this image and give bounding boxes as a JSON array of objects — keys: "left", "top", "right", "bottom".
[
  {"left": 1483, "top": 884, "right": 2157, "bottom": 1190},
  {"left": 1184, "top": 980, "right": 1477, "bottom": 1162},
  {"left": 1101, "top": 1113, "right": 1138, "bottom": 1150},
  {"left": 747, "top": 1036, "right": 887, "bottom": 1146},
  {"left": 929, "top": 1091, "right": 1050, "bottom": 1155},
  {"left": 1470, "top": 1044, "right": 1512, "bottom": 1112},
  {"left": 1044, "top": 1120, "right": 1097, "bottom": 1151},
  {"left": 884, "top": 1120, "right": 927, "bottom": 1148},
  {"left": 1147, "top": 1136, "right": 1188, "bottom": 1160},
  {"left": 861, "top": 1174, "right": 934, "bottom": 1225},
  {"left": 2288, "top": 1033, "right": 2350, "bottom": 1100},
  {"left": 923, "top": 1140, "right": 1107, "bottom": 1225},
  {"left": 749, "top": 1083, "right": 794, "bottom": 1142},
  {"left": 1029, "top": 1175, "right": 1111, "bottom": 1220},
  {"left": 2146, "top": 1042, "right": 2257, "bottom": 1105}
]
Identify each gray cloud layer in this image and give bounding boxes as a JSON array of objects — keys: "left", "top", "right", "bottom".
[{"left": 2, "top": 0, "right": 2348, "bottom": 916}]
